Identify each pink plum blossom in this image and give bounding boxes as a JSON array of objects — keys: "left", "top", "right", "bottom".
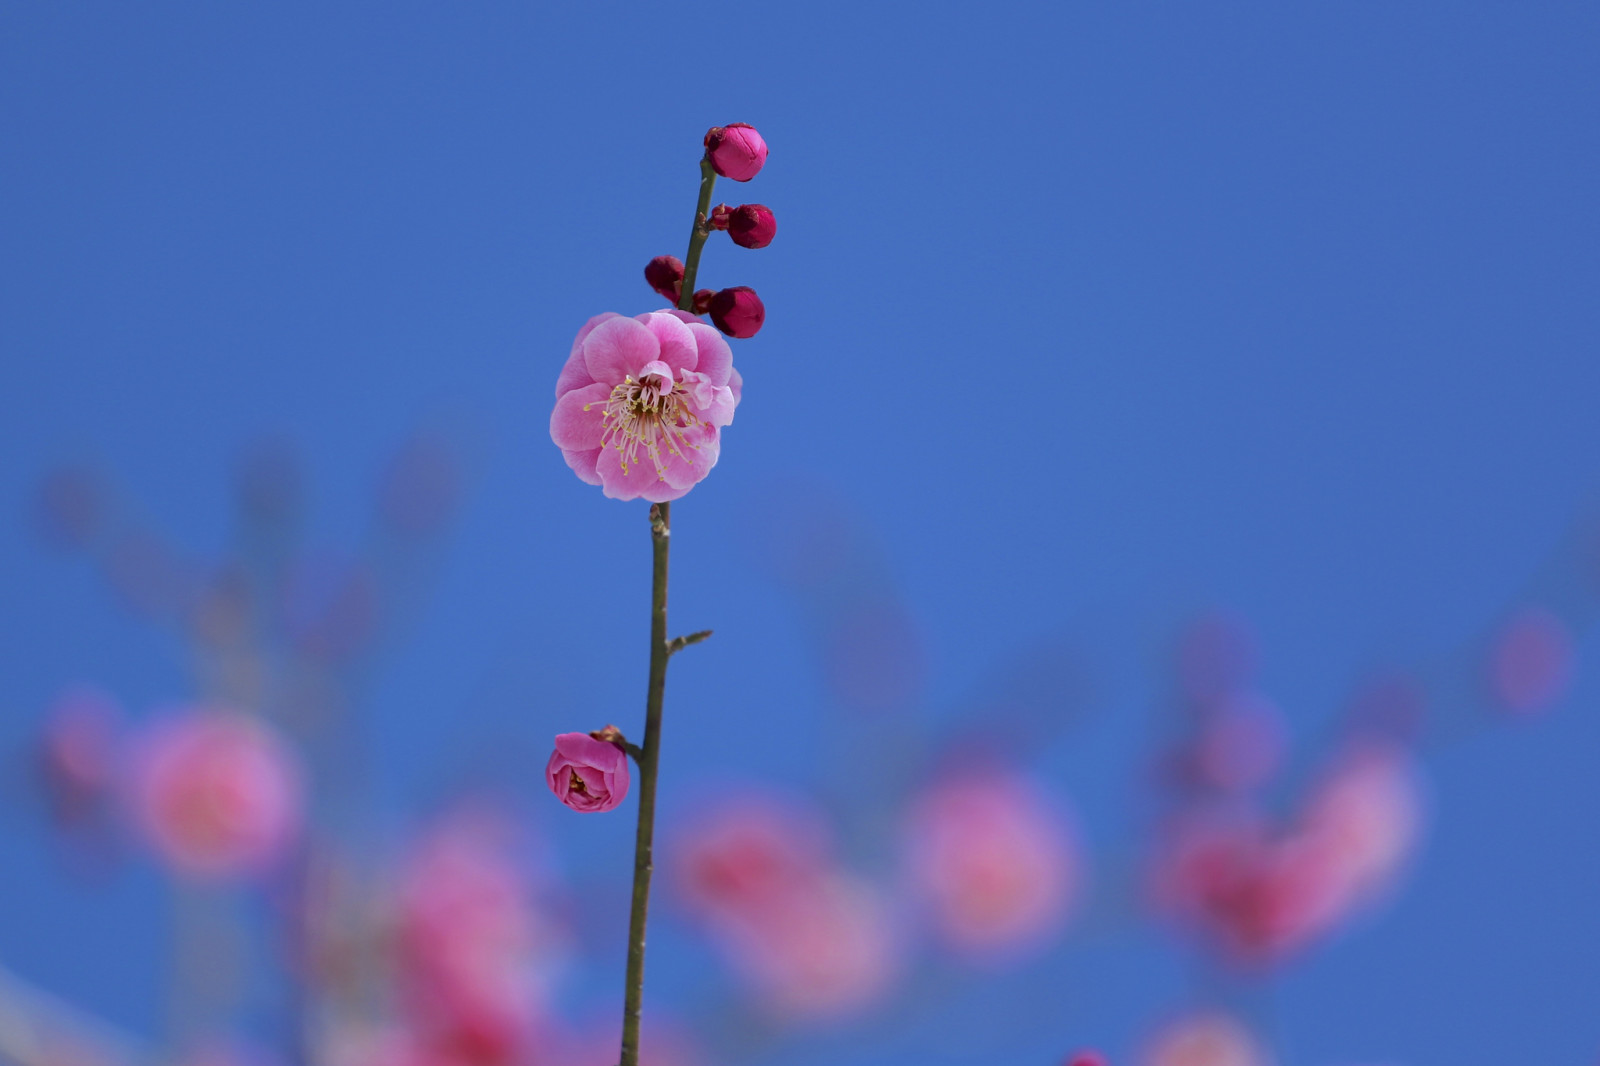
[
  {"left": 672, "top": 792, "right": 898, "bottom": 1019},
  {"left": 129, "top": 708, "right": 304, "bottom": 880},
  {"left": 1142, "top": 1013, "right": 1270, "bottom": 1066},
  {"left": 396, "top": 812, "right": 557, "bottom": 1066},
  {"left": 906, "top": 773, "right": 1082, "bottom": 956},
  {"left": 551, "top": 311, "right": 740, "bottom": 502},
  {"left": 545, "top": 732, "right": 631, "bottom": 813},
  {"left": 1489, "top": 607, "right": 1575, "bottom": 715}
]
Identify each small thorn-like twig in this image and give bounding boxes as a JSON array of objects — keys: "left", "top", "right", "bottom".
[{"left": 667, "top": 629, "right": 713, "bottom": 655}]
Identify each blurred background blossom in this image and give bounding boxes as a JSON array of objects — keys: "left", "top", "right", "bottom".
[{"left": 4, "top": 4, "right": 1600, "bottom": 1066}]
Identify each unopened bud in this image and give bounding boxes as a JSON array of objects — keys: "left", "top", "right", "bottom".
[
  {"left": 726, "top": 204, "right": 776, "bottom": 249},
  {"left": 691, "top": 289, "right": 715, "bottom": 315},
  {"left": 708, "top": 204, "right": 732, "bottom": 230},
  {"left": 589, "top": 724, "right": 629, "bottom": 752},
  {"left": 703, "top": 123, "right": 768, "bottom": 182},
  {"left": 644, "top": 255, "right": 685, "bottom": 305},
  {"left": 708, "top": 286, "right": 765, "bottom": 339}
]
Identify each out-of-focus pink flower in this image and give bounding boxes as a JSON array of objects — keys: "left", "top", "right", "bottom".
[
  {"left": 906, "top": 773, "right": 1082, "bottom": 956},
  {"left": 38, "top": 685, "right": 121, "bottom": 823},
  {"left": 672, "top": 793, "right": 898, "bottom": 1020},
  {"left": 36, "top": 466, "right": 105, "bottom": 549},
  {"left": 545, "top": 733, "right": 631, "bottom": 813},
  {"left": 707, "top": 287, "right": 765, "bottom": 338},
  {"left": 1299, "top": 742, "right": 1423, "bottom": 909},
  {"left": 726, "top": 204, "right": 777, "bottom": 249},
  {"left": 644, "top": 255, "right": 685, "bottom": 306},
  {"left": 129, "top": 708, "right": 304, "bottom": 880},
  {"left": 551, "top": 311, "right": 739, "bottom": 502},
  {"left": 704, "top": 123, "right": 767, "bottom": 182},
  {"left": 1149, "top": 742, "right": 1423, "bottom": 967},
  {"left": 381, "top": 430, "right": 464, "bottom": 537},
  {"left": 1490, "top": 607, "right": 1575, "bottom": 715},
  {"left": 1067, "top": 1052, "right": 1109, "bottom": 1066},
  {"left": 397, "top": 813, "right": 556, "bottom": 1066},
  {"left": 1142, "top": 1013, "right": 1270, "bottom": 1066}
]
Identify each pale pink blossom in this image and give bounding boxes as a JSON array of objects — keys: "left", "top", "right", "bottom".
[
  {"left": 1142, "top": 1013, "right": 1270, "bottom": 1066},
  {"left": 906, "top": 773, "right": 1082, "bottom": 956},
  {"left": 1150, "top": 742, "right": 1423, "bottom": 966},
  {"left": 1490, "top": 607, "right": 1575, "bottom": 715},
  {"left": 544, "top": 732, "right": 630, "bottom": 813},
  {"left": 551, "top": 311, "right": 739, "bottom": 502},
  {"left": 672, "top": 793, "right": 898, "bottom": 1019},
  {"left": 397, "top": 813, "right": 555, "bottom": 1066},
  {"left": 129, "top": 708, "right": 304, "bottom": 880}
]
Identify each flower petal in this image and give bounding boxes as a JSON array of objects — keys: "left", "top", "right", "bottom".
[
  {"left": 636, "top": 311, "right": 699, "bottom": 375},
  {"left": 684, "top": 321, "right": 733, "bottom": 387},
  {"left": 660, "top": 425, "right": 721, "bottom": 490},
  {"left": 550, "top": 382, "right": 611, "bottom": 451},
  {"left": 584, "top": 315, "right": 660, "bottom": 385},
  {"left": 558, "top": 313, "right": 622, "bottom": 397},
  {"left": 561, "top": 447, "right": 603, "bottom": 486}
]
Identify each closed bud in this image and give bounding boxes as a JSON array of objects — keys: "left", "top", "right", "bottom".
[
  {"left": 644, "top": 255, "right": 685, "bottom": 305},
  {"left": 726, "top": 204, "right": 776, "bottom": 249},
  {"left": 703, "top": 123, "right": 768, "bottom": 182},
  {"left": 708, "top": 286, "right": 765, "bottom": 339}
]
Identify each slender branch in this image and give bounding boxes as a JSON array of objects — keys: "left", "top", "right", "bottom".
[
  {"left": 676, "top": 158, "right": 718, "bottom": 311},
  {"left": 619, "top": 501, "right": 671, "bottom": 1066},
  {"left": 667, "top": 629, "right": 713, "bottom": 655}
]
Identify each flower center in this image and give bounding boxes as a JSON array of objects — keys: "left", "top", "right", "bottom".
[
  {"left": 569, "top": 768, "right": 589, "bottom": 795},
  {"left": 586, "top": 369, "right": 706, "bottom": 481}
]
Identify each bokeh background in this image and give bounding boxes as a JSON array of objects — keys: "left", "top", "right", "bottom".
[{"left": 4, "top": 3, "right": 1599, "bottom": 1065}]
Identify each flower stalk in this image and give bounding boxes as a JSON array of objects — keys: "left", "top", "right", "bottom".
[
  {"left": 619, "top": 500, "right": 672, "bottom": 1066},
  {"left": 675, "top": 159, "right": 718, "bottom": 312}
]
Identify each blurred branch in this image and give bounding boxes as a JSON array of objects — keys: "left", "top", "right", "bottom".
[{"left": 0, "top": 962, "right": 149, "bottom": 1066}]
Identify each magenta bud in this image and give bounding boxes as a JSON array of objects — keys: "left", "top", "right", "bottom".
[
  {"left": 703, "top": 123, "right": 768, "bottom": 182},
  {"left": 691, "top": 288, "right": 715, "bottom": 315},
  {"left": 708, "top": 286, "right": 765, "bottom": 338},
  {"left": 708, "top": 204, "right": 732, "bottom": 230},
  {"left": 726, "top": 204, "right": 776, "bottom": 249},
  {"left": 644, "top": 255, "right": 685, "bottom": 305}
]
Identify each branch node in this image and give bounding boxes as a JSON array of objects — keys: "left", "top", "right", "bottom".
[{"left": 666, "top": 629, "right": 714, "bottom": 655}]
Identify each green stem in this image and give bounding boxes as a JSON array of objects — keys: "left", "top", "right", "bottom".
[
  {"left": 619, "top": 501, "right": 671, "bottom": 1066},
  {"left": 676, "top": 158, "right": 718, "bottom": 311}
]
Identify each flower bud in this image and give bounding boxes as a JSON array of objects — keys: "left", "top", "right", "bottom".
[
  {"left": 703, "top": 123, "right": 768, "bottom": 182},
  {"left": 708, "top": 286, "right": 765, "bottom": 339},
  {"left": 726, "top": 204, "right": 776, "bottom": 249},
  {"left": 546, "top": 732, "right": 630, "bottom": 813},
  {"left": 708, "top": 204, "right": 732, "bottom": 230},
  {"left": 644, "top": 255, "right": 685, "bottom": 306},
  {"left": 691, "top": 288, "right": 715, "bottom": 315}
]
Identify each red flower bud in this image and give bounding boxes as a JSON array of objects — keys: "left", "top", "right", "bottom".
[
  {"left": 708, "top": 286, "right": 765, "bottom": 339},
  {"left": 703, "top": 123, "right": 768, "bottom": 182},
  {"left": 644, "top": 255, "right": 684, "bottom": 305},
  {"left": 708, "top": 204, "right": 732, "bottom": 230},
  {"left": 726, "top": 204, "right": 776, "bottom": 249},
  {"left": 691, "top": 289, "right": 715, "bottom": 315}
]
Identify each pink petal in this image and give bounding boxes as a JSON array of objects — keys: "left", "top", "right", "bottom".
[
  {"left": 635, "top": 311, "right": 699, "bottom": 375},
  {"left": 660, "top": 426, "right": 721, "bottom": 491},
  {"left": 550, "top": 382, "right": 610, "bottom": 451},
  {"left": 684, "top": 321, "right": 733, "bottom": 387},
  {"left": 561, "top": 447, "right": 602, "bottom": 486},
  {"left": 584, "top": 316, "right": 660, "bottom": 385},
  {"left": 728, "top": 366, "right": 743, "bottom": 403},
  {"left": 556, "top": 312, "right": 620, "bottom": 397}
]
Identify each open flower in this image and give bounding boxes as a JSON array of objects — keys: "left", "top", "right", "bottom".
[
  {"left": 545, "top": 732, "right": 631, "bottom": 812},
  {"left": 551, "top": 311, "right": 741, "bottom": 502}
]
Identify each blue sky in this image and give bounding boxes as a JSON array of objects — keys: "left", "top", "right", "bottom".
[{"left": 3, "top": 3, "right": 1599, "bottom": 1064}]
